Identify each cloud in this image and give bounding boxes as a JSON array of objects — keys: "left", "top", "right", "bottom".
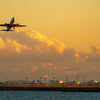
[
  {"left": 74, "top": 53, "right": 80, "bottom": 63},
  {"left": 31, "top": 65, "right": 38, "bottom": 72},
  {"left": 27, "top": 30, "right": 66, "bottom": 54},
  {"left": 0, "top": 29, "right": 100, "bottom": 81},
  {"left": 11, "top": 68, "right": 19, "bottom": 72},
  {"left": 0, "top": 37, "right": 6, "bottom": 48},
  {"left": 0, "top": 36, "right": 32, "bottom": 53}
]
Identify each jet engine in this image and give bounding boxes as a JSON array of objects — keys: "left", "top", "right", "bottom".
[{"left": 5, "top": 23, "right": 7, "bottom": 25}]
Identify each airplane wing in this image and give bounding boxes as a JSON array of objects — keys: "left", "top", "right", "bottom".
[
  {"left": 0, "top": 24, "right": 6, "bottom": 26},
  {"left": 0, "top": 24, "right": 10, "bottom": 27},
  {"left": 13, "top": 24, "right": 26, "bottom": 27}
]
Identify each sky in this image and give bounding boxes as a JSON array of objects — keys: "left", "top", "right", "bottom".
[{"left": 0, "top": 0, "right": 100, "bottom": 82}]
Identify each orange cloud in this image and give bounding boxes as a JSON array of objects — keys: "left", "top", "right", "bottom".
[
  {"left": 6, "top": 39, "right": 29, "bottom": 53},
  {"left": 27, "top": 30, "right": 66, "bottom": 54},
  {"left": 0, "top": 29, "right": 100, "bottom": 81},
  {"left": 74, "top": 53, "right": 80, "bottom": 62},
  {"left": 0, "top": 37, "right": 6, "bottom": 48},
  {"left": 0, "top": 37, "right": 32, "bottom": 54},
  {"left": 47, "top": 63, "right": 53, "bottom": 66},
  {"left": 31, "top": 65, "right": 38, "bottom": 72},
  {"left": 11, "top": 68, "right": 19, "bottom": 72}
]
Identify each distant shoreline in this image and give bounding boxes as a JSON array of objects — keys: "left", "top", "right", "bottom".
[{"left": 0, "top": 84, "right": 100, "bottom": 92}]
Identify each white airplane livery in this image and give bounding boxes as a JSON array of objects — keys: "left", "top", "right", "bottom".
[{"left": 0, "top": 17, "right": 26, "bottom": 31}]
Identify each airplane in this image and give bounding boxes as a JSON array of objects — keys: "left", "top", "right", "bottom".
[{"left": 0, "top": 17, "right": 26, "bottom": 31}]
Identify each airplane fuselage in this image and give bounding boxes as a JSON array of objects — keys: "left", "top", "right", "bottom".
[
  {"left": 10, "top": 17, "right": 15, "bottom": 26},
  {"left": 7, "top": 17, "right": 15, "bottom": 31}
]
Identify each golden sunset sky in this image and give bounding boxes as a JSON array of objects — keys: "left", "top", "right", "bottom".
[
  {"left": 0, "top": 0, "right": 100, "bottom": 50},
  {"left": 0, "top": 0, "right": 100, "bottom": 81}
]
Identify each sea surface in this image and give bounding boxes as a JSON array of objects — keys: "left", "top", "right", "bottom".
[{"left": 0, "top": 90, "right": 100, "bottom": 100}]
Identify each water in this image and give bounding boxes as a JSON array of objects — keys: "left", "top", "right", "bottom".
[{"left": 0, "top": 91, "right": 100, "bottom": 100}]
